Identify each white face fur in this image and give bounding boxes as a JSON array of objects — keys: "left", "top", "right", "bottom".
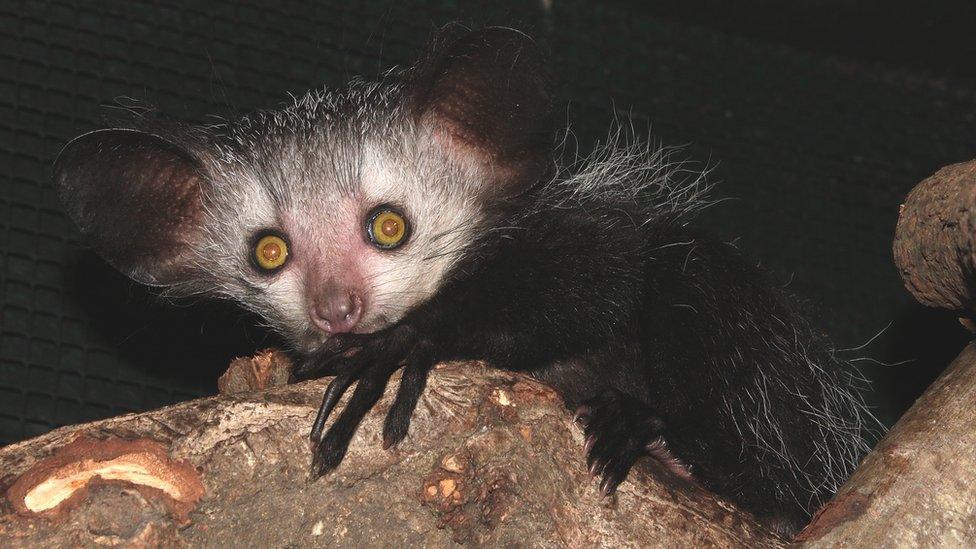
[
  {"left": 55, "top": 30, "right": 551, "bottom": 356},
  {"left": 193, "top": 108, "right": 489, "bottom": 353}
]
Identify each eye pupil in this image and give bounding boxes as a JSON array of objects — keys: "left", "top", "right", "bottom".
[
  {"left": 253, "top": 233, "right": 289, "bottom": 271},
  {"left": 366, "top": 207, "right": 410, "bottom": 249},
  {"left": 262, "top": 242, "right": 281, "bottom": 261},
  {"left": 381, "top": 218, "right": 400, "bottom": 237}
]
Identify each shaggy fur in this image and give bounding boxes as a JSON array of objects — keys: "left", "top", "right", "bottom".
[{"left": 54, "top": 27, "right": 878, "bottom": 536}]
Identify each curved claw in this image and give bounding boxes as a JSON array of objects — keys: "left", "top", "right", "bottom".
[
  {"left": 323, "top": 333, "right": 369, "bottom": 354},
  {"left": 382, "top": 341, "right": 435, "bottom": 449},
  {"left": 588, "top": 456, "right": 607, "bottom": 478},
  {"left": 584, "top": 432, "right": 597, "bottom": 455},
  {"left": 294, "top": 358, "right": 331, "bottom": 381},
  {"left": 295, "top": 333, "right": 371, "bottom": 380},
  {"left": 306, "top": 326, "right": 437, "bottom": 480},
  {"left": 599, "top": 474, "right": 618, "bottom": 497},
  {"left": 576, "top": 390, "right": 683, "bottom": 498},
  {"left": 309, "top": 373, "right": 355, "bottom": 443},
  {"left": 311, "top": 364, "right": 396, "bottom": 478}
]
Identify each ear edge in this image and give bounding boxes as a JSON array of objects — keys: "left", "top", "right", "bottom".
[
  {"left": 404, "top": 27, "right": 556, "bottom": 195},
  {"left": 54, "top": 128, "right": 210, "bottom": 286}
]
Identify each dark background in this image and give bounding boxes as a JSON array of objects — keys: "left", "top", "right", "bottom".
[{"left": 1, "top": 0, "right": 974, "bottom": 445}]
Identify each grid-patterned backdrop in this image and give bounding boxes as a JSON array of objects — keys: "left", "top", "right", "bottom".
[{"left": 2, "top": 0, "right": 975, "bottom": 445}]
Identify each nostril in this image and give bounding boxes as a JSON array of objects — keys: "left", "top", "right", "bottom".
[
  {"left": 334, "top": 293, "right": 363, "bottom": 330},
  {"left": 346, "top": 294, "right": 363, "bottom": 322},
  {"left": 333, "top": 300, "right": 350, "bottom": 319},
  {"left": 310, "top": 292, "right": 364, "bottom": 334},
  {"left": 310, "top": 303, "right": 333, "bottom": 333}
]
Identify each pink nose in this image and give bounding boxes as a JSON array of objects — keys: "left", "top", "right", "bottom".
[{"left": 310, "top": 292, "right": 364, "bottom": 334}]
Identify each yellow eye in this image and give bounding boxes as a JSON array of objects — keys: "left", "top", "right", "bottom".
[
  {"left": 253, "top": 233, "right": 289, "bottom": 271},
  {"left": 367, "top": 208, "right": 409, "bottom": 249}
]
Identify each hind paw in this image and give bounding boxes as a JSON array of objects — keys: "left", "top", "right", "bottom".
[{"left": 575, "top": 391, "right": 691, "bottom": 496}]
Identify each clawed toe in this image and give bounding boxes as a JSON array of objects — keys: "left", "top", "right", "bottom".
[
  {"left": 645, "top": 437, "right": 694, "bottom": 479},
  {"left": 305, "top": 327, "right": 437, "bottom": 479},
  {"left": 576, "top": 390, "right": 681, "bottom": 497},
  {"left": 584, "top": 432, "right": 597, "bottom": 454}
]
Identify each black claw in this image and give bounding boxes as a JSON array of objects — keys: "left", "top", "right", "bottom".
[
  {"left": 576, "top": 390, "right": 676, "bottom": 497},
  {"left": 310, "top": 430, "right": 349, "bottom": 479},
  {"left": 296, "top": 333, "right": 372, "bottom": 380},
  {"left": 588, "top": 457, "right": 604, "bottom": 477},
  {"left": 309, "top": 364, "right": 397, "bottom": 478},
  {"left": 323, "top": 333, "right": 369, "bottom": 355},
  {"left": 305, "top": 326, "right": 436, "bottom": 478},
  {"left": 381, "top": 425, "right": 403, "bottom": 450},
  {"left": 295, "top": 357, "right": 330, "bottom": 381},
  {"left": 309, "top": 373, "right": 355, "bottom": 443},
  {"left": 584, "top": 432, "right": 597, "bottom": 454},
  {"left": 382, "top": 342, "right": 435, "bottom": 449}
]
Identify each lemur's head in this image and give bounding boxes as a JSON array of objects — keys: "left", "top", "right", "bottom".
[{"left": 55, "top": 28, "right": 554, "bottom": 353}]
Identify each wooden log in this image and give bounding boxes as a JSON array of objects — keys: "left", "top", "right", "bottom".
[
  {"left": 0, "top": 361, "right": 782, "bottom": 547},
  {"left": 893, "top": 159, "right": 976, "bottom": 310},
  {"left": 797, "top": 157, "right": 976, "bottom": 546},
  {"left": 797, "top": 343, "right": 976, "bottom": 546}
]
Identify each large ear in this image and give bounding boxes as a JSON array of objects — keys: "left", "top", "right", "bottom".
[
  {"left": 54, "top": 128, "right": 208, "bottom": 286},
  {"left": 404, "top": 27, "right": 555, "bottom": 195}
]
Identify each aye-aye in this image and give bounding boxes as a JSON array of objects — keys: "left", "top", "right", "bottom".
[{"left": 54, "top": 27, "right": 877, "bottom": 534}]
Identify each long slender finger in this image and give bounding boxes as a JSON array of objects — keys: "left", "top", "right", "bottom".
[
  {"left": 382, "top": 342, "right": 435, "bottom": 449},
  {"left": 323, "top": 333, "right": 369, "bottom": 354},
  {"left": 295, "top": 334, "right": 370, "bottom": 380},
  {"left": 309, "top": 373, "right": 355, "bottom": 443},
  {"left": 311, "top": 366, "right": 395, "bottom": 478},
  {"left": 295, "top": 357, "right": 336, "bottom": 381}
]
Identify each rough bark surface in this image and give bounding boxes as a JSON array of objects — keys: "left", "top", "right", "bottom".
[
  {"left": 0, "top": 362, "right": 782, "bottom": 548},
  {"left": 893, "top": 159, "right": 976, "bottom": 310},
  {"left": 796, "top": 156, "right": 976, "bottom": 546},
  {"left": 217, "top": 348, "right": 294, "bottom": 395},
  {"left": 797, "top": 343, "right": 976, "bottom": 546}
]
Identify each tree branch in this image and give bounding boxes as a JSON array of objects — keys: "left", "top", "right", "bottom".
[
  {"left": 0, "top": 360, "right": 781, "bottom": 547},
  {"left": 798, "top": 159, "right": 976, "bottom": 545}
]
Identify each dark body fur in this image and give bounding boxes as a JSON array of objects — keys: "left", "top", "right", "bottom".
[
  {"left": 333, "top": 186, "right": 870, "bottom": 531},
  {"left": 54, "top": 27, "right": 874, "bottom": 538}
]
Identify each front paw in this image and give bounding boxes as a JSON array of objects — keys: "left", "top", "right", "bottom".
[
  {"left": 575, "top": 390, "right": 691, "bottom": 496},
  {"left": 304, "top": 326, "right": 437, "bottom": 479}
]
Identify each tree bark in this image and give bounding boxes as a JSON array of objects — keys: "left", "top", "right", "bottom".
[
  {"left": 893, "top": 159, "right": 976, "bottom": 311},
  {"left": 795, "top": 159, "right": 976, "bottom": 546},
  {"left": 796, "top": 344, "right": 976, "bottom": 546},
  {"left": 0, "top": 360, "right": 782, "bottom": 548}
]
